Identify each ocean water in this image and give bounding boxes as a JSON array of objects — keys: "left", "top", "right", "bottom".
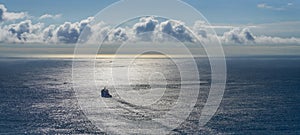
[{"left": 0, "top": 57, "right": 299, "bottom": 134}]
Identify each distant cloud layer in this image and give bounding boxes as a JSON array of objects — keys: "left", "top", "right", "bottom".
[{"left": 0, "top": 4, "right": 299, "bottom": 45}]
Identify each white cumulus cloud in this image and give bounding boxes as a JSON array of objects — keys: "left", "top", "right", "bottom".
[
  {"left": 158, "top": 20, "right": 194, "bottom": 42},
  {"left": 133, "top": 16, "right": 158, "bottom": 41},
  {"left": 56, "top": 17, "right": 93, "bottom": 43},
  {"left": 108, "top": 27, "right": 129, "bottom": 42},
  {"left": 221, "top": 28, "right": 255, "bottom": 44},
  {"left": 5, "top": 20, "right": 43, "bottom": 42}
]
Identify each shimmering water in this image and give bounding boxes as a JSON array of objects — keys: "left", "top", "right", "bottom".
[{"left": 0, "top": 57, "right": 299, "bottom": 134}]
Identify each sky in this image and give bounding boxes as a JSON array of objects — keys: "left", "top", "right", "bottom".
[
  {"left": 2, "top": 0, "right": 299, "bottom": 24},
  {"left": 0, "top": 0, "right": 299, "bottom": 48},
  {"left": 185, "top": 0, "right": 300, "bottom": 24}
]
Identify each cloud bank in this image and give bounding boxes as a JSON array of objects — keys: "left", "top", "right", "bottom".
[{"left": 0, "top": 4, "right": 299, "bottom": 46}]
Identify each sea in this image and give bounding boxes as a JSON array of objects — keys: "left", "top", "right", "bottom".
[{"left": 0, "top": 56, "right": 299, "bottom": 134}]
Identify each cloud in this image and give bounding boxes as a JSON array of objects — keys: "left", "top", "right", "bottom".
[
  {"left": 0, "top": 4, "right": 27, "bottom": 21},
  {"left": 221, "top": 28, "right": 255, "bottom": 44},
  {"left": 193, "top": 21, "right": 208, "bottom": 38},
  {"left": 0, "top": 26, "right": 14, "bottom": 43},
  {"left": 56, "top": 22, "right": 79, "bottom": 43},
  {"left": 6, "top": 20, "right": 43, "bottom": 42},
  {"left": 56, "top": 17, "right": 93, "bottom": 43},
  {"left": 4, "top": 12, "right": 28, "bottom": 21},
  {"left": 39, "top": 14, "right": 62, "bottom": 20},
  {"left": 0, "top": 13, "right": 299, "bottom": 46},
  {"left": 124, "top": 17, "right": 195, "bottom": 42},
  {"left": 255, "top": 36, "right": 300, "bottom": 45},
  {"left": 257, "top": 3, "right": 274, "bottom": 9},
  {"left": 247, "top": 21, "right": 300, "bottom": 38},
  {"left": 0, "top": 16, "right": 96, "bottom": 44},
  {"left": 0, "top": 3, "right": 298, "bottom": 46},
  {"left": 42, "top": 25, "right": 56, "bottom": 43},
  {"left": 257, "top": 3, "right": 294, "bottom": 11},
  {"left": 0, "top": 4, "right": 5, "bottom": 21},
  {"left": 86, "top": 22, "right": 111, "bottom": 44},
  {"left": 133, "top": 16, "right": 158, "bottom": 41},
  {"left": 108, "top": 27, "right": 129, "bottom": 42},
  {"left": 219, "top": 27, "right": 300, "bottom": 45},
  {"left": 134, "top": 17, "right": 158, "bottom": 35},
  {"left": 158, "top": 20, "right": 194, "bottom": 42}
]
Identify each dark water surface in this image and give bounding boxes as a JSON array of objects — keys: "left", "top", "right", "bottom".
[{"left": 0, "top": 57, "right": 299, "bottom": 134}]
